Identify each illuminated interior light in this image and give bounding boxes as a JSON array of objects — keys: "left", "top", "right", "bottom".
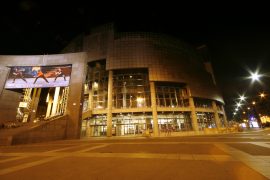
[
  {"left": 93, "top": 82, "right": 98, "bottom": 89},
  {"left": 46, "top": 93, "right": 49, "bottom": 103}
]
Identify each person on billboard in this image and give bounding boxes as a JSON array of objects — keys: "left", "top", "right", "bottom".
[
  {"left": 12, "top": 67, "right": 27, "bottom": 83},
  {"left": 33, "top": 69, "right": 49, "bottom": 84},
  {"left": 54, "top": 68, "right": 66, "bottom": 82}
]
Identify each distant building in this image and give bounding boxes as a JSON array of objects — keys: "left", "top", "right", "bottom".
[{"left": 0, "top": 23, "right": 227, "bottom": 144}]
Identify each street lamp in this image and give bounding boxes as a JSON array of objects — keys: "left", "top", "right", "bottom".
[
  {"left": 239, "top": 95, "right": 246, "bottom": 101},
  {"left": 249, "top": 72, "right": 262, "bottom": 82},
  {"left": 259, "top": 92, "right": 266, "bottom": 98}
]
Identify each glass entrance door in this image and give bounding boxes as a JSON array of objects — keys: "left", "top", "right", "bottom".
[{"left": 112, "top": 113, "right": 150, "bottom": 136}]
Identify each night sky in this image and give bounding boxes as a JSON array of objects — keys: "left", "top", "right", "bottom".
[{"left": 1, "top": 1, "right": 270, "bottom": 118}]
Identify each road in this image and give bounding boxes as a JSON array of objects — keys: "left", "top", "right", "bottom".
[{"left": 0, "top": 128, "right": 270, "bottom": 180}]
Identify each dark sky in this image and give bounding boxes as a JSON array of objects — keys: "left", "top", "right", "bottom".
[{"left": 1, "top": 1, "right": 270, "bottom": 118}]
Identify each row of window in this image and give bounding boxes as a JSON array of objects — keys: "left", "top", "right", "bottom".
[
  {"left": 85, "top": 62, "right": 221, "bottom": 110},
  {"left": 81, "top": 112, "right": 225, "bottom": 137}
]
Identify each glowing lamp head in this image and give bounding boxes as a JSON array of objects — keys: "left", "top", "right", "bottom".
[
  {"left": 249, "top": 72, "right": 261, "bottom": 82},
  {"left": 259, "top": 93, "right": 265, "bottom": 98},
  {"left": 239, "top": 95, "right": 246, "bottom": 101}
]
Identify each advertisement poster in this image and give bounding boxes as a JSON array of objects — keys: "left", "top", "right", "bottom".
[{"left": 4, "top": 64, "right": 72, "bottom": 89}]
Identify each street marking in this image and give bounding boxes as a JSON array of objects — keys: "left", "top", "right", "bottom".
[
  {"left": 0, "top": 156, "right": 28, "bottom": 163},
  {"left": 249, "top": 142, "right": 270, "bottom": 149},
  {"left": 215, "top": 143, "right": 270, "bottom": 179},
  {"left": 0, "top": 140, "right": 269, "bottom": 177},
  {"left": 0, "top": 156, "right": 63, "bottom": 175},
  {"left": 71, "top": 152, "right": 233, "bottom": 161},
  {"left": 75, "top": 144, "right": 109, "bottom": 153},
  {"left": 44, "top": 144, "right": 89, "bottom": 153},
  {"left": 0, "top": 144, "right": 109, "bottom": 175}
]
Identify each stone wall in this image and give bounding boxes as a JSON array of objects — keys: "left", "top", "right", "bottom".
[{"left": 11, "top": 116, "right": 67, "bottom": 145}]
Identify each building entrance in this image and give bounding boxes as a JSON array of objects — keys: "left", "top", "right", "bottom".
[{"left": 112, "top": 113, "right": 151, "bottom": 136}]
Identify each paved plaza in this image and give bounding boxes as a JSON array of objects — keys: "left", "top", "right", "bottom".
[{"left": 0, "top": 129, "right": 270, "bottom": 180}]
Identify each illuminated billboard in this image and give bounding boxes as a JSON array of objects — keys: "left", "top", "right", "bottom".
[{"left": 4, "top": 64, "right": 72, "bottom": 89}]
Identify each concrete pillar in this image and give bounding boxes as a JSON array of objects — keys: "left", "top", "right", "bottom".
[
  {"left": 58, "top": 88, "right": 65, "bottom": 115},
  {"left": 0, "top": 66, "right": 9, "bottom": 96},
  {"left": 45, "top": 94, "right": 53, "bottom": 118},
  {"left": 221, "top": 105, "right": 228, "bottom": 127},
  {"left": 30, "top": 88, "right": 41, "bottom": 122},
  {"left": 212, "top": 101, "right": 221, "bottom": 129},
  {"left": 107, "top": 70, "right": 113, "bottom": 137},
  {"left": 150, "top": 81, "right": 159, "bottom": 136},
  {"left": 122, "top": 82, "right": 127, "bottom": 108},
  {"left": 88, "top": 89, "right": 93, "bottom": 110},
  {"left": 61, "top": 87, "right": 69, "bottom": 115},
  {"left": 56, "top": 88, "right": 63, "bottom": 115},
  {"left": 189, "top": 97, "right": 199, "bottom": 132},
  {"left": 51, "top": 87, "right": 60, "bottom": 116}
]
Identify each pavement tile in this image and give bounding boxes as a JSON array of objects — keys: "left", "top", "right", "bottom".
[
  {"left": 179, "top": 154, "right": 193, "bottom": 160},
  {"left": 0, "top": 157, "right": 267, "bottom": 180},
  {"left": 227, "top": 143, "right": 270, "bottom": 156},
  {"left": 87, "top": 143, "right": 228, "bottom": 154},
  {"left": 0, "top": 156, "right": 15, "bottom": 161},
  {"left": 192, "top": 154, "right": 215, "bottom": 161},
  {"left": 212, "top": 155, "right": 236, "bottom": 161},
  {"left": 0, "top": 156, "right": 47, "bottom": 170},
  {"left": 0, "top": 145, "right": 72, "bottom": 153},
  {"left": 54, "top": 144, "right": 100, "bottom": 152}
]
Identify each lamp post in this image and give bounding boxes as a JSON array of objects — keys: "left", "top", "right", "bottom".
[
  {"left": 247, "top": 71, "right": 264, "bottom": 128},
  {"left": 251, "top": 101, "right": 262, "bottom": 128}
]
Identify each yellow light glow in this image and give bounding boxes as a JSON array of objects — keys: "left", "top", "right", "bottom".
[
  {"left": 136, "top": 97, "right": 144, "bottom": 103},
  {"left": 260, "top": 116, "right": 270, "bottom": 123},
  {"left": 259, "top": 93, "right": 265, "bottom": 98},
  {"left": 93, "top": 82, "right": 98, "bottom": 89},
  {"left": 46, "top": 93, "right": 49, "bottom": 103}
]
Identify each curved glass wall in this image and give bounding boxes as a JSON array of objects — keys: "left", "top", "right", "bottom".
[
  {"left": 158, "top": 112, "right": 192, "bottom": 133},
  {"left": 219, "top": 114, "right": 226, "bottom": 127},
  {"left": 194, "top": 98, "right": 212, "bottom": 108},
  {"left": 86, "top": 60, "right": 108, "bottom": 110},
  {"left": 81, "top": 64, "right": 223, "bottom": 137},
  {"left": 155, "top": 82, "right": 189, "bottom": 107},
  {"left": 113, "top": 69, "right": 150, "bottom": 108},
  {"left": 196, "top": 112, "right": 216, "bottom": 130},
  {"left": 112, "top": 113, "right": 152, "bottom": 136},
  {"left": 81, "top": 115, "right": 107, "bottom": 137}
]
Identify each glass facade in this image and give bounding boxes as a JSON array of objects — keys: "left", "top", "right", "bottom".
[
  {"left": 113, "top": 69, "right": 150, "bottom": 108},
  {"left": 194, "top": 98, "right": 212, "bottom": 108},
  {"left": 219, "top": 114, "right": 226, "bottom": 127},
  {"left": 155, "top": 82, "right": 189, "bottom": 107},
  {"left": 80, "top": 61, "right": 225, "bottom": 137},
  {"left": 112, "top": 113, "right": 152, "bottom": 136},
  {"left": 158, "top": 112, "right": 192, "bottom": 132},
  {"left": 86, "top": 60, "right": 108, "bottom": 110},
  {"left": 196, "top": 112, "right": 216, "bottom": 130},
  {"left": 81, "top": 115, "right": 107, "bottom": 137}
]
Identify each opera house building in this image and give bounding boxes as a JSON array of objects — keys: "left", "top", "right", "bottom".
[{"left": 0, "top": 24, "right": 227, "bottom": 145}]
